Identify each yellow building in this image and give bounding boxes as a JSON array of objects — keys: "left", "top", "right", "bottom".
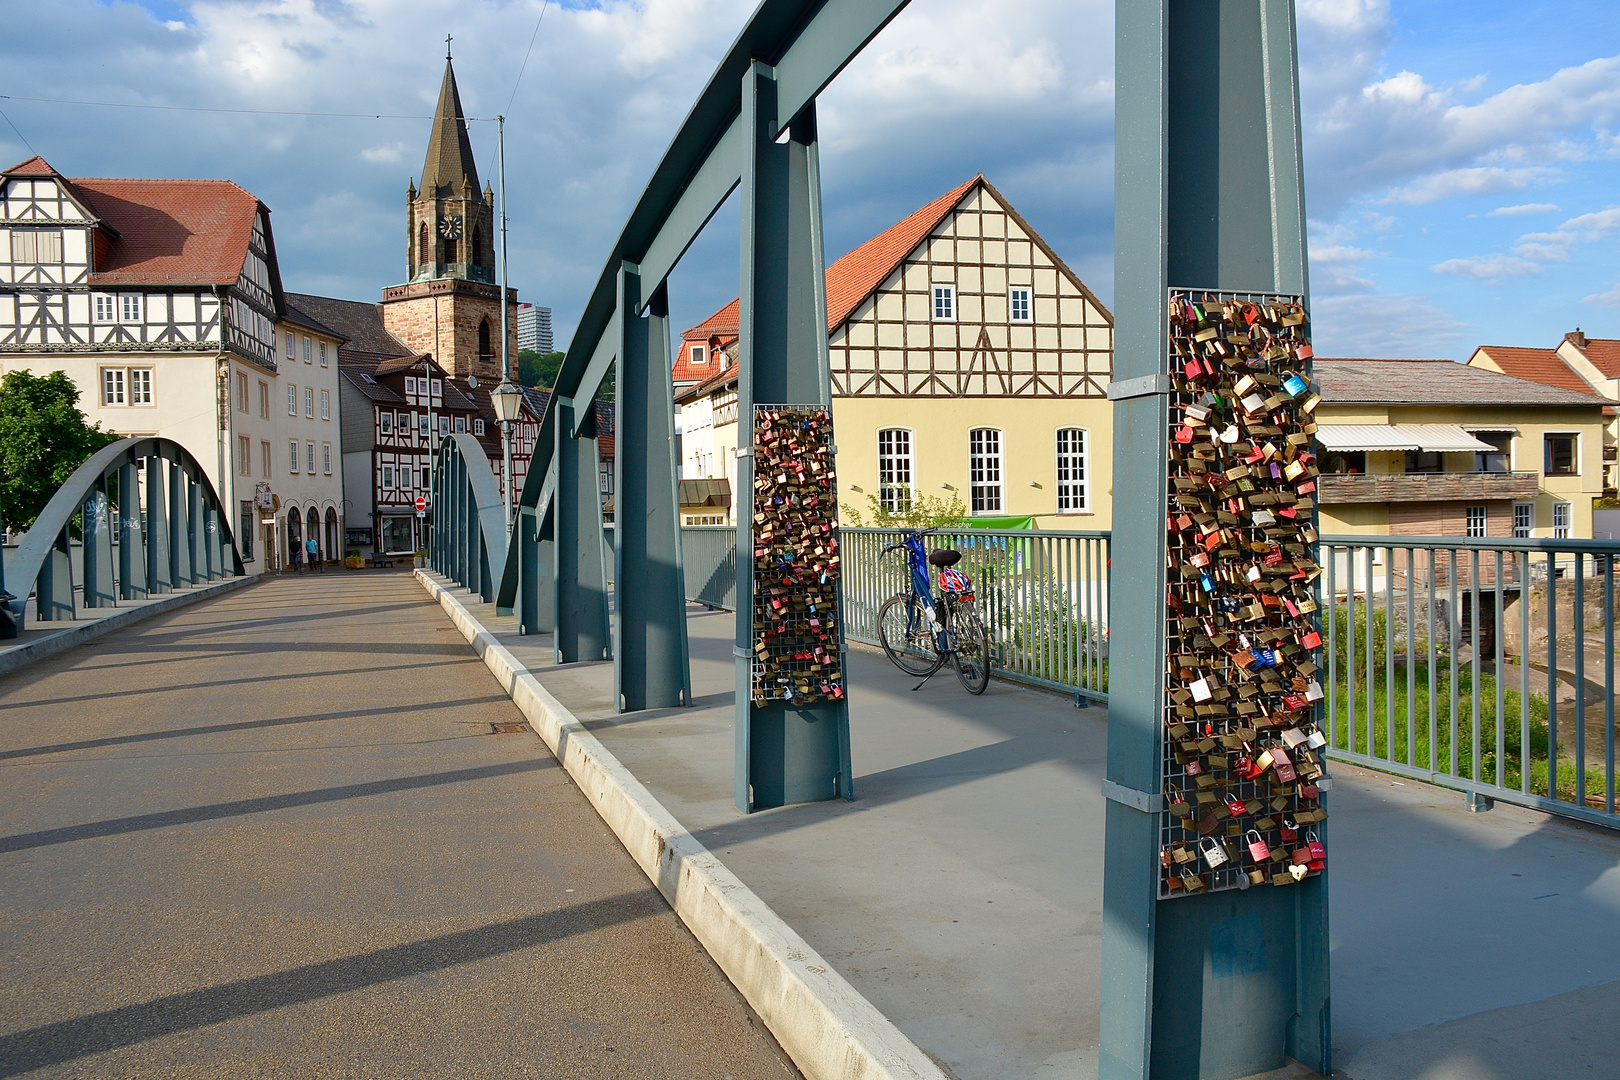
[
  {"left": 675, "top": 176, "right": 1114, "bottom": 529},
  {"left": 1470, "top": 334, "right": 1620, "bottom": 493},
  {"left": 1313, "top": 359, "right": 1607, "bottom": 540}
]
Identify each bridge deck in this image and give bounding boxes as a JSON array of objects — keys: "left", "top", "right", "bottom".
[
  {"left": 0, "top": 573, "right": 800, "bottom": 1079},
  {"left": 438, "top": 575, "right": 1620, "bottom": 1080}
]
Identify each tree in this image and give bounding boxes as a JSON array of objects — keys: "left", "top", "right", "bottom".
[
  {"left": 518, "top": 349, "right": 564, "bottom": 388},
  {"left": 0, "top": 369, "right": 120, "bottom": 531}
]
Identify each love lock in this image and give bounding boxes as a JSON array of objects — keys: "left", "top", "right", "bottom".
[{"left": 1288, "top": 862, "right": 1308, "bottom": 882}]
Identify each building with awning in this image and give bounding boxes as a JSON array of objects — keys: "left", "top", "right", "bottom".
[{"left": 1314, "top": 359, "right": 1606, "bottom": 540}]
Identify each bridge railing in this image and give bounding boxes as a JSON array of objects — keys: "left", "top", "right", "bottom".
[
  {"left": 676, "top": 525, "right": 1620, "bottom": 829},
  {"left": 1322, "top": 535, "right": 1620, "bottom": 830},
  {"left": 1, "top": 437, "right": 243, "bottom": 637}
]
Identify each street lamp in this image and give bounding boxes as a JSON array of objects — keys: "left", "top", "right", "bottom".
[{"left": 491, "top": 376, "right": 523, "bottom": 531}]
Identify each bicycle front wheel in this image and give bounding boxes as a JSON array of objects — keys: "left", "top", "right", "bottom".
[
  {"left": 879, "top": 593, "right": 944, "bottom": 676},
  {"left": 951, "top": 603, "right": 990, "bottom": 695}
]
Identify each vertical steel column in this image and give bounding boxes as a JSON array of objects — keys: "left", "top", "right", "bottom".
[
  {"left": 553, "top": 396, "right": 610, "bottom": 662},
  {"left": 118, "top": 460, "right": 147, "bottom": 599},
  {"left": 81, "top": 480, "right": 116, "bottom": 608},
  {"left": 188, "top": 473, "right": 206, "bottom": 586},
  {"left": 170, "top": 462, "right": 191, "bottom": 585},
  {"left": 614, "top": 265, "right": 693, "bottom": 711},
  {"left": 1103, "top": 2, "right": 1327, "bottom": 1078},
  {"left": 204, "top": 501, "right": 221, "bottom": 581},
  {"left": 35, "top": 527, "right": 74, "bottom": 621},
  {"left": 516, "top": 503, "right": 552, "bottom": 635},
  {"left": 147, "top": 456, "right": 171, "bottom": 594},
  {"left": 734, "top": 63, "right": 852, "bottom": 812}
]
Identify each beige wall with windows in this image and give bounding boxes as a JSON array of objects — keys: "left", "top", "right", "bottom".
[{"left": 269, "top": 321, "right": 345, "bottom": 566}]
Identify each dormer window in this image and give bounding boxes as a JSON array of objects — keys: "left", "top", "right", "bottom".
[
  {"left": 690, "top": 344, "right": 707, "bottom": 366},
  {"left": 10, "top": 229, "right": 62, "bottom": 263}
]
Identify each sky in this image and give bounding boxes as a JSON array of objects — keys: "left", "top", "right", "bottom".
[{"left": 1, "top": 0, "right": 1618, "bottom": 361}]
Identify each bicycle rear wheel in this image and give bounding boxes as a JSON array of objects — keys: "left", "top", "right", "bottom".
[
  {"left": 879, "top": 593, "right": 944, "bottom": 676},
  {"left": 951, "top": 603, "right": 990, "bottom": 695}
]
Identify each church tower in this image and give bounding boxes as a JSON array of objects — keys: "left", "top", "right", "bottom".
[{"left": 380, "top": 50, "right": 517, "bottom": 381}]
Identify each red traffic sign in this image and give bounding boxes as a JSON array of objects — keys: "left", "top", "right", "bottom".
[{"left": 414, "top": 495, "right": 428, "bottom": 512}]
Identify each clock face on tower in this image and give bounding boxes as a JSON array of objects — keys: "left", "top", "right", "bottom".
[{"left": 438, "top": 214, "right": 463, "bottom": 239}]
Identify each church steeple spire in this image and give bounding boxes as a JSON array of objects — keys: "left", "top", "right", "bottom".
[{"left": 419, "top": 57, "right": 481, "bottom": 201}]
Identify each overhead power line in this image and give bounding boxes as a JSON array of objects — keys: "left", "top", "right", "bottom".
[{"left": 0, "top": 93, "right": 501, "bottom": 123}]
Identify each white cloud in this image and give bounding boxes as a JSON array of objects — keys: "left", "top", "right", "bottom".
[
  {"left": 1308, "top": 243, "right": 1379, "bottom": 295},
  {"left": 1489, "top": 202, "right": 1558, "bottom": 216},
  {"left": 359, "top": 141, "right": 408, "bottom": 164},
  {"left": 1310, "top": 291, "right": 1470, "bottom": 357},
  {"left": 1560, "top": 207, "right": 1620, "bottom": 237},
  {"left": 1432, "top": 254, "right": 1542, "bottom": 281},
  {"left": 1583, "top": 282, "right": 1620, "bottom": 308},
  {"left": 1382, "top": 166, "right": 1552, "bottom": 205}
]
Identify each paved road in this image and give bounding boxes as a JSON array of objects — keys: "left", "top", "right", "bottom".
[{"left": 0, "top": 572, "right": 799, "bottom": 1080}]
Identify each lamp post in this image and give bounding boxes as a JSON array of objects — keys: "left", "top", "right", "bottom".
[{"left": 491, "top": 376, "right": 523, "bottom": 531}]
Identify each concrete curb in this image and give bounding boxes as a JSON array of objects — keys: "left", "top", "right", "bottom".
[
  {"left": 416, "top": 570, "right": 947, "bottom": 1080},
  {"left": 0, "top": 575, "right": 257, "bottom": 678}
]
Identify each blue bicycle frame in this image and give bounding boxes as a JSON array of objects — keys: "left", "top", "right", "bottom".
[{"left": 901, "top": 531, "right": 949, "bottom": 651}]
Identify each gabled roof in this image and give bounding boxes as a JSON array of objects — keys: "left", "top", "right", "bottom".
[
  {"left": 1317, "top": 358, "right": 1605, "bottom": 407},
  {"left": 1565, "top": 336, "right": 1620, "bottom": 380},
  {"left": 282, "top": 297, "right": 347, "bottom": 342},
  {"left": 825, "top": 177, "right": 980, "bottom": 330},
  {"left": 374, "top": 353, "right": 440, "bottom": 378},
  {"left": 680, "top": 299, "right": 739, "bottom": 339},
  {"left": 419, "top": 58, "right": 481, "bottom": 200},
  {"left": 6, "top": 155, "right": 56, "bottom": 176},
  {"left": 66, "top": 178, "right": 271, "bottom": 288},
  {"left": 339, "top": 364, "right": 406, "bottom": 405},
  {"left": 521, "top": 386, "right": 552, "bottom": 417},
  {"left": 284, "top": 293, "right": 412, "bottom": 360},
  {"left": 1470, "top": 345, "right": 1594, "bottom": 395}
]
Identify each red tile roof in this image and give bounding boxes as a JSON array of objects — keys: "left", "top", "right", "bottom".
[
  {"left": 1568, "top": 337, "right": 1620, "bottom": 379},
  {"left": 824, "top": 176, "right": 979, "bottom": 331},
  {"left": 673, "top": 299, "right": 738, "bottom": 384},
  {"left": 6, "top": 156, "right": 56, "bottom": 176},
  {"left": 680, "top": 299, "right": 738, "bottom": 339},
  {"left": 1471, "top": 345, "right": 1596, "bottom": 395},
  {"left": 71, "top": 178, "right": 266, "bottom": 285},
  {"left": 1319, "top": 357, "right": 1604, "bottom": 406}
]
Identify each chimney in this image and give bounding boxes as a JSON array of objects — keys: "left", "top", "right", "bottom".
[{"left": 1567, "top": 328, "right": 1588, "bottom": 349}]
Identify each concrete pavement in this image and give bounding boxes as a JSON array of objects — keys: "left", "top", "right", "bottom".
[
  {"left": 0, "top": 572, "right": 800, "bottom": 1079},
  {"left": 425, "top": 574, "right": 1620, "bottom": 1080}
]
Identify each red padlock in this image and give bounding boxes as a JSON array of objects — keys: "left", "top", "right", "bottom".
[
  {"left": 1245, "top": 830, "right": 1271, "bottom": 862},
  {"left": 1225, "top": 794, "right": 1248, "bottom": 818},
  {"left": 1300, "top": 630, "right": 1323, "bottom": 650},
  {"left": 1291, "top": 844, "right": 1312, "bottom": 865},
  {"left": 1270, "top": 746, "right": 1298, "bottom": 783},
  {"left": 1306, "top": 830, "right": 1326, "bottom": 862},
  {"left": 1279, "top": 818, "right": 1298, "bottom": 843}
]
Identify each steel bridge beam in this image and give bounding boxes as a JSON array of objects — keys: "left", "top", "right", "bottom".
[
  {"left": 1102, "top": 2, "right": 1325, "bottom": 1078},
  {"left": 613, "top": 265, "right": 692, "bottom": 710},
  {"left": 551, "top": 396, "right": 610, "bottom": 664}
]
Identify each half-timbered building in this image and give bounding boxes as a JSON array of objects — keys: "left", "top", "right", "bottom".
[
  {"left": 0, "top": 155, "right": 341, "bottom": 573},
  {"left": 675, "top": 175, "right": 1116, "bottom": 528}
]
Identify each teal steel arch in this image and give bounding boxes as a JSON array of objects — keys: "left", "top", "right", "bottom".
[
  {"left": 1, "top": 436, "right": 242, "bottom": 637},
  {"left": 428, "top": 433, "right": 509, "bottom": 606}
]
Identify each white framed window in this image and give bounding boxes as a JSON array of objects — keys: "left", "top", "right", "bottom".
[
  {"left": 119, "top": 294, "right": 141, "bottom": 323},
  {"left": 259, "top": 381, "right": 269, "bottom": 418},
  {"left": 10, "top": 228, "right": 62, "bottom": 262},
  {"left": 304, "top": 387, "right": 314, "bottom": 418},
  {"left": 93, "top": 294, "right": 116, "bottom": 322},
  {"left": 238, "top": 435, "right": 251, "bottom": 475},
  {"left": 932, "top": 284, "right": 955, "bottom": 321},
  {"left": 599, "top": 458, "right": 614, "bottom": 496},
  {"left": 287, "top": 385, "right": 297, "bottom": 415},
  {"left": 1056, "top": 427, "right": 1088, "bottom": 512},
  {"left": 322, "top": 443, "right": 332, "bottom": 475},
  {"left": 129, "top": 368, "right": 151, "bottom": 404},
  {"left": 261, "top": 440, "right": 271, "bottom": 479},
  {"left": 877, "top": 428, "right": 913, "bottom": 512},
  {"left": 455, "top": 416, "right": 466, "bottom": 433},
  {"left": 440, "top": 416, "right": 450, "bottom": 436},
  {"left": 969, "top": 427, "right": 1003, "bottom": 514},
  {"left": 1553, "top": 501, "right": 1571, "bottom": 539},
  {"left": 103, "top": 368, "right": 125, "bottom": 405},
  {"left": 380, "top": 411, "right": 393, "bottom": 435},
  {"left": 431, "top": 378, "right": 443, "bottom": 397},
  {"left": 1466, "top": 505, "right": 1487, "bottom": 538},
  {"left": 382, "top": 465, "right": 393, "bottom": 489},
  {"left": 289, "top": 439, "right": 300, "bottom": 473},
  {"left": 420, "top": 414, "right": 430, "bottom": 437},
  {"left": 236, "top": 372, "right": 249, "bottom": 412},
  {"left": 307, "top": 441, "right": 316, "bottom": 474},
  {"left": 1009, "top": 285, "right": 1032, "bottom": 323},
  {"left": 319, "top": 389, "right": 329, "bottom": 420},
  {"left": 285, "top": 331, "right": 294, "bottom": 359},
  {"left": 1544, "top": 433, "right": 1578, "bottom": 476},
  {"left": 684, "top": 513, "right": 727, "bottom": 526},
  {"left": 690, "top": 343, "right": 707, "bottom": 365},
  {"left": 302, "top": 336, "right": 311, "bottom": 363},
  {"left": 474, "top": 418, "right": 485, "bottom": 436},
  {"left": 405, "top": 376, "right": 416, "bottom": 394},
  {"left": 319, "top": 341, "right": 328, "bottom": 367},
  {"left": 1513, "top": 501, "right": 1534, "bottom": 538}
]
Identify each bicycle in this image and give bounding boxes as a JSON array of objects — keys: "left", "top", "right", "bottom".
[{"left": 877, "top": 528, "right": 990, "bottom": 695}]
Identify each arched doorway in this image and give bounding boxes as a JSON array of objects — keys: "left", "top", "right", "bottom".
[
  {"left": 325, "top": 508, "right": 339, "bottom": 563},
  {"left": 308, "top": 506, "right": 321, "bottom": 562},
  {"left": 286, "top": 507, "right": 302, "bottom": 568}
]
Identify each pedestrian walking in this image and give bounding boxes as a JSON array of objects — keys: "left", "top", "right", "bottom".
[
  {"left": 290, "top": 541, "right": 302, "bottom": 573},
  {"left": 306, "top": 536, "right": 322, "bottom": 573}
]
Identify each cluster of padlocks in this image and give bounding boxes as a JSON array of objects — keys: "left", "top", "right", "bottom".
[
  {"left": 1160, "top": 292, "right": 1331, "bottom": 896},
  {"left": 749, "top": 405, "right": 845, "bottom": 706}
]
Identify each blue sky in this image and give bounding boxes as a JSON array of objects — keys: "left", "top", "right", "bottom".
[{"left": 1, "top": 0, "right": 1617, "bottom": 359}]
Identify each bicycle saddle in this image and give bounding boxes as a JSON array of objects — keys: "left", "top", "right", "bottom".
[{"left": 928, "top": 549, "right": 962, "bottom": 568}]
